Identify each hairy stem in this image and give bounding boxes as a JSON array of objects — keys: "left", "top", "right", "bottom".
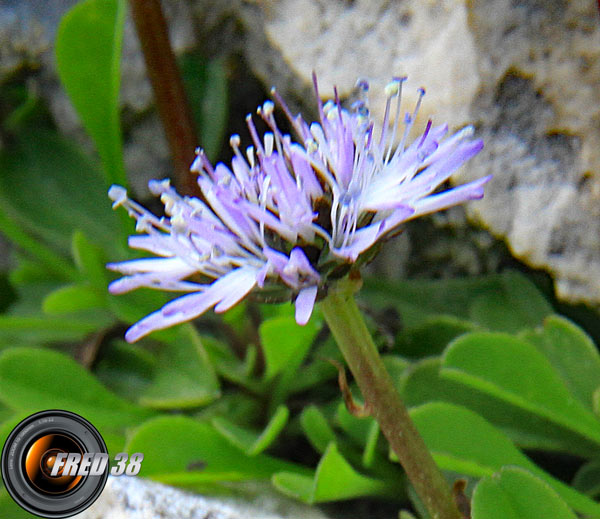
[
  {"left": 320, "top": 278, "right": 462, "bottom": 519},
  {"left": 129, "top": 0, "right": 200, "bottom": 196}
]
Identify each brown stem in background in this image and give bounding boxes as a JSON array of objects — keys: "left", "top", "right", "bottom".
[{"left": 129, "top": 0, "right": 200, "bottom": 197}]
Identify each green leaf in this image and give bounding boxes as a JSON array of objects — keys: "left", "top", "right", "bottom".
[
  {"left": 335, "top": 402, "right": 376, "bottom": 448},
  {"left": 0, "top": 130, "right": 121, "bottom": 257},
  {"left": 94, "top": 339, "right": 156, "bottom": 402},
  {"left": 410, "top": 402, "right": 600, "bottom": 517},
  {"left": 260, "top": 316, "right": 318, "bottom": 380},
  {"left": 139, "top": 325, "right": 220, "bottom": 409},
  {"left": 108, "top": 294, "right": 172, "bottom": 335},
  {"left": 472, "top": 467, "right": 576, "bottom": 519},
  {"left": 441, "top": 332, "right": 600, "bottom": 445},
  {"left": 212, "top": 405, "right": 289, "bottom": 456},
  {"left": 201, "top": 335, "right": 266, "bottom": 394},
  {"left": 396, "top": 315, "right": 478, "bottom": 358},
  {"left": 361, "top": 421, "right": 380, "bottom": 468},
  {"left": 0, "top": 315, "right": 107, "bottom": 345},
  {"left": 72, "top": 230, "right": 110, "bottom": 287},
  {"left": 0, "top": 402, "right": 11, "bottom": 425},
  {"left": 362, "top": 270, "right": 551, "bottom": 331},
  {"left": 0, "top": 275, "right": 15, "bottom": 313},
  {"left": 468, "top": 271, "right": 552, "bottom": 333},
  {"left": 126, "top": 415, "right": 305, "bottom": 485},
  {"left": 56, "top": 0, "right": 126, "bottom": 186},
  {"left": 0, "top": 207, "right": 78, "bottom": 282},
  {"left": 288, "top": 338, "right": 342, "bottom": 393},
  {"left": 180, "top": 54, "right": 228, "bottom": 161},
  {"left": 401, "top": 358, "right": 599, "bottom": 457},
  {"left": 8, "top": 256, "right": 58, "bottom": 286},
  {"left": 381, "top": 355, "right": 410, "bottom": 381},
  {"left": 0, "top": 348, "right": 153, "bottom": 440},
  {"left": 521, "top": 315, "right": 600, "bottom": 411},
  {"left": 0, "top": 485, "right": 39, "bottom": 519},
  {"left": 572, "top": 460, "right": 600, "bottom": 499},
  {"left": 300, "top": 405, "right": 337, "bottom": 454},
  {"left": 195, "top": 393, "right": 262, "bottom": 426},
  {"left": 272, "top": 443, "right": 394, "bottom": 504},
  {"left": 42, "top": 283, "right": 106, "bottom": 314}
]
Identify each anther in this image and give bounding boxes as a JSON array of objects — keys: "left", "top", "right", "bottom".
[
  {"left": 108, "top": 185, "right": 128, "bottom": 206},
  {"left": 262, "top": 100, "right": 275, "bottom": 116}
]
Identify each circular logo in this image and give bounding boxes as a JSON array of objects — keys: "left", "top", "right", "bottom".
[{"left": 1, "top": 410, "right": 108, "bottom": 518}]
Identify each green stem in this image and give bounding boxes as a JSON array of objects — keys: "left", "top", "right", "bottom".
[{"left": 320, "top": 277, "right": 462, "bottom": 519}]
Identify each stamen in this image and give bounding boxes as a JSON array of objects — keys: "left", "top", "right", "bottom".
[
  {"left": 245, "top": 114, "right": 265, "bottom": 156},
  {"left": 394, "top": 87, "right": 425, "bottom": 161},
  {"left": 149, "top": 178, "right": 171, "bottom": 195},
  {"left": 385, "top": 77, "right": 406, "bottom": 163},
  {"left": 264, "top": 133, "right": 274, "bottom": 156},
  {"left": 108, "top": 185, "right": 128, "bottom": 208},
  {"left": 257, "top": 105, "right": 286, "bottom": 159},
  {"left": 270, "top": 86, "right": 305, "bottom": 140},
  {"left": 190, "top": 149, "right": 216, "bottom": 177},
  {"left": 312, "top": 71, "right": 326, "bottom": 126},
  {"left": 259, "top": 176, "right": 271, "bottom": 243},
  {"left": 246, "top": 146, "right": 255, "bottom": 168},
  {"left": 418, "top": 119, "right": 433, "bottom": 149},
  {"left": 334, "top": 86, "right": 344, "bottom": 124},
  {"left": 262, "top": 100, "right": 275, "bottom": 117},
  {"left": 356, "top": 78, "right": 369, "bottom": 92}
]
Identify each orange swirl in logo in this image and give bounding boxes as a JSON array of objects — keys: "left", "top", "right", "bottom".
[{"left": 24, "top": 434, "right": 83, "bottom": 495}]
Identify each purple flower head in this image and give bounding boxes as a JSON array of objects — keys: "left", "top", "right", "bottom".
[{"left": 108, "top": 75, "right": 490, "bottom": 342}]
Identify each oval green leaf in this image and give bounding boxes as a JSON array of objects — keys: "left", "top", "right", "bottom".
[
  {"left": 472, "top": 467, "right": 576, "bottom": 519},
  {"left": 272, "top": 443, "right": 394, "bottom": 504},
  {"left": 441, "top": 332, "right": 600, "bottom": 445},
  {"left": 521, "top": 315, "right": 600, "bottom": 411},
  {"left": 56, "top": 0, "right": 126, "bottom": 186},
  {"left": 410, "top": 402, "right": 600, "bottom": 517}
]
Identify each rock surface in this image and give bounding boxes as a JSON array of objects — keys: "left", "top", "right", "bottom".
[
  {"left": 242, "top": 0, "right": 600, "bottom": 304},
  {"left": 79, "top": 476, "right": 330, "bottom": 519}
]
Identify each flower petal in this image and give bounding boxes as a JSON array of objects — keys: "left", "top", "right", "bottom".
[
  {"left": 125, "top": 267, "right": 257, "bottom": 342},
  {"left": 214, "top": 268, "right": 258, "bottom": 313},
  {"left": 411, "top": 175, "right": 492, "bottom": 218},
  {"left": 295, "top": 285, "right": 318, "bottom": 325},
  {"left": 107, "top": 256, "right": 193, "bottom": 275},
  {"left": 125, "top": 290, "right": 217, "bottom": 342}
]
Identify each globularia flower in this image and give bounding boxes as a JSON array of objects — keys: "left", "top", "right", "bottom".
[{"left": 108, "top": 75, "right": 490, "bottom": 342}]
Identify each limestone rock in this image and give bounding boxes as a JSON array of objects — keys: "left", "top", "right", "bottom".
[
  {"left": 464, "top": 0, "right": 600, "bottom": 304},
  {"left": 243, "top": 0, "right": 600, "bottom": 305},
  {"left": 258, "top": 0, "right": 479, "bottom": 128},
  {"left": 0, "top": 0, "right": 75, "bottom": 78},
  {"left": 79, "top": 476, "right": 331, "bottom": 519}
]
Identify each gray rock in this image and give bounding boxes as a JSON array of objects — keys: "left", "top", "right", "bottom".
[
  {"left": 241, "top": 0, "right": 600, "bottom": 305},
  {"left": 79, "top": 476, "right": 331, "bottom": 519},
  {"left": 0, "top": 0, "right": 76, "bottom": 78},
  {"left": 464, "top": 0, "right": 600, "bottom": 304}
]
